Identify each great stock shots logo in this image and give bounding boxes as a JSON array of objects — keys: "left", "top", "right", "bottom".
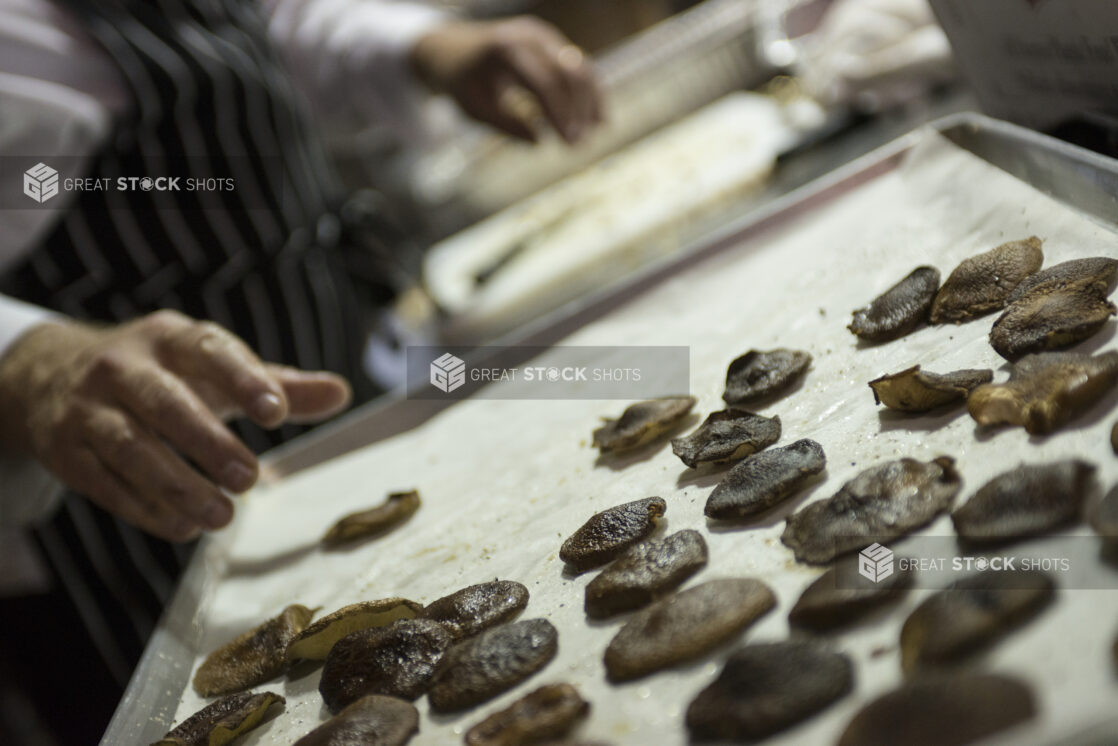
[
  {"left": 858, "top": 543, "right": 895, "bottom": 583},
  {"left": 430, "top": 353, "right": 466, "bottom": 393},
  {"left": 23, "top": 163, "right": 59, "bottom": 203}
]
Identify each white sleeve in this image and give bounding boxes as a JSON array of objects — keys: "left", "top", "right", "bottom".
[
  {"left": 0, "top": 300, "right": 63, "bottom": 529},
  {"left": 262, "top": 0, "right": 451, "bottom": 138}
]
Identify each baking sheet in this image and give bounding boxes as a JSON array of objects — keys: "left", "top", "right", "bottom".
[{"left": 148, "top": 129, "right": 1118, "bottom": 745}]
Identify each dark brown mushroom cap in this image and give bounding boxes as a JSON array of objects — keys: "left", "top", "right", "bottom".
[
  {"left": 584, "top": 530, "right": 708, "bottom": 618},
  {"left": 781, "top": 456, "right": 961, "bottom": 565},
  {"left": 464, "top": 683, "right": 589, "bottom": 746},
  {"left": 319, "top": 619, "right": 453, "bottom": 712},
  {"left": 849, "top": 266, "right": 940, "bottom": 341},
  {"left": 193, "top": 604, "right": 313, "bottom": 697},
  {"left": 420, "top": 580, "right": 529, "bottom": 641},
  {"left": 952, "top": 460, "right": 1096, "bottom": 545},
  {"left": 559, "top": 497, "right": 666, "bottom": 572},
  {"left": 603, "top": 578, "right": 775, "bottom": 682},
  {"left": 427, "top": 619, "right": 559, "bottom": 712},
  {"left": 705, "top": 439, "right": 826, "bottom": 520},
  {"left": 929, "top": 237, "right": 1043, "bottom": 323},
  {"left": 591, "top": 396, "right": 696, "bottom": 453},
  {"left": 685, "top": 641, "right": 854, "bottom": 741},
  {"left": 722, "top": 349, "right": 812, "bottom": 404},
  {"left": 670, "top": 409, "right": 781, "bottom": 468},
  {"left": 899, "top": 569, "right": 1055, "bottom": 672},
  {"left": 292, "top": 695, "right": 419, "bottom": 746},
  {"left": 837, "top": 673, "right": 1036, "bottom": 746}
]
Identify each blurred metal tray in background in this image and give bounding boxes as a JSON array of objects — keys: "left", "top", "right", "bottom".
[{"left": 102, "top": 112, "right": 1118, "bottom": 745}]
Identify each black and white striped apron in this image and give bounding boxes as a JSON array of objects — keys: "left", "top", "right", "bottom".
[{"left": 0, "top": 0, "right": 394, "bottom": 692}]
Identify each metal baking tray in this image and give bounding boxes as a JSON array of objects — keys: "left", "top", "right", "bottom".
[{"left": 102, "top": 112, "right": 1118, "bottom": 745}]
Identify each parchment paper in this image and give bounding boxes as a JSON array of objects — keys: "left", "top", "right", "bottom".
[{"left": 168, "top": 131, "right": 1118, "bottom": 745}]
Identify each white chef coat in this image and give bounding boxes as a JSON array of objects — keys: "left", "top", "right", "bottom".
[{"left": 0, "top": 0, "right": 448, "bottom": 527}]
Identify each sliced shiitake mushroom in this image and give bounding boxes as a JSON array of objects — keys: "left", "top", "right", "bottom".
[
  {"left": 685, "top": 641, "right": 853, "bottom": 741},
  {"left": 319, "top": 619, "right": 453, "bottom": 712},
  {"left": 193, "top": 604, "right": 313, "bottom": 697},
  {"left": 559, "top": 497, "right": 666, "bottom": 572},
  {"left": 705, "top": 439, "right": 826, "bottom": 521},
  {"left": 788, "top": 557, "right": 913, "bottom": 631},
  {"left": 464, "top": 684, "right": 589, "bottom": 746},
  {"left": 990, "top": 257, "right": 1118, "bottom": 360},
  {"left": 670, "top": 409, "right": 780, "bottom": 469},
  {"left": 584, "top": 530, "right": 708, "bottom": 618},
  {"left": 292, "top": 695, "right": 418, "bottom": 746},
  {"left": 591, "top": 396, "right": 696, "bottom": 453},
  {"left": 603, "top": 578, "right": 775, "bottom": 682},
  {"left": 899, "top": 569, "right": 1054, "bottom": 672},
  {"left": 153, "top": 691, "right": 284, "bottom": 746},
  {"left": 782, "top": 457, "right": 961, "bottom": 565},
  {"left": 848, "top": 266, "right": 940, "bottom": 342},
  {"left": 929, "top": 237, "right": 1043, "bottom": 323},
  {"left": 967, "top": 351, "right": 1118, "bottom": 435},
  {"left": 322, "top": 490, "right": 421, "bottom": 546},
  {"left": 287, "top": 598, "right": 423, "bottom": 663},
  {"left": 869, "top": 366, "right": 992, "bottom": 412},
  {"left": 420, "top": 580, "right": 529, "bottom": 641},
  {"left": 951, "top": 460, "right": 1095, "bottom": 545},
  {"left": 836, "top": 673, "right": 1036, "bottom": 746},
  {"left": 722, "top": 349, "right": 811, "bottom": 405},
  {"left": 428, "top": 619, "right": 559, "bottom": 712}
]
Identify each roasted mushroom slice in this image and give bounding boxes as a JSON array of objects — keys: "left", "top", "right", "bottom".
[
  {"left": 603, "top": 578, "right": 776, "bottom": 682},
  {"left": 782, "top": 457, "right": 961, "bottom": 565},
  {"left": 929, "top": 236, "right": 1044, "bottom": 323},
  {"left": 869, "top": 366, "right": 993, "bottom": 412},
  {"left": 464, "top": 684, "right": 589, "bottom": 746},
  {"left": 685, "top": 641, "right": 853, "bottom": 741},
  {"left": 293, "top": 695, "right": 419, "bottom": 746},
  {"left": 705, "top": 439, "right": 826, "bottom": 521},
  {"left": 154, "top": 691, "right": 284, "bottom": 746},
  {"left": 193, "top": 604, "right": 313, "bottom": 697},
  {"left": 722, "top": 349, "right": 811, "bottom": 405},
  {"left": 323, "top": 490, "right": 421, "bottom": 546},
  {"left": 1006, "top": 256, "right": 1118, "bottom": 303},
  {"left": 991, "top": 257, "right": 1118, "bottom": 359},
  {"left": 991, "top": 287, "right": 1116, "bottom": 360},
  {"left": 899, "top": 569, "right": 1054, "bottom": 672},
  {"left": 836, "top": 673, "right": 1036, "bottom": 746},
  {"left": 591, "top": 396, "right": 696, "bottom": 453},
  {"left": 420, "top": 580, "right": 529, "bottom": 641},
  {"left": 952, "top": 461, "right": 1095, "bottom": 545},
  {"left": 670, "top": 410, "right": 780, "bottom": 469},
  {"left": 967, "top": 351, "right": 1118, "bottom": 434},
  {"left": 848, "top": 266, "right": 940, "bottom": 342},
  {"left": 559, "top": 497, "right": 666, "bottom": 572},
  {"left": 428, "top": 619, "right": 559, "bottom": 712},
  {"left": 788, "top": 557, "right": 913, "bottom": 631},
  {"left": 319, "top": 619, "right": 453, "bottom": 712},
  {"left": 287, "top": 598, "right": 423, "bottom": 662},
  {"left": 584, "top": 530, "right": 708, "bottom": 618}
]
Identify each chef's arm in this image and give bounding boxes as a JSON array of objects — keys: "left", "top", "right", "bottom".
[
  {"left": 262, "top": 0, "right": 601, "bottom": 143},
  {"left": 0, "top": 307, "right": 351, "bottom": 540}
]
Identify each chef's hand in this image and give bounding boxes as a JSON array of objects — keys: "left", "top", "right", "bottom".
[
  {"left": 410, "top": 16, "right": 603, "bottom": 144},
  {"left": 0, "top": 310, "right": 351, "bottom": 542}
]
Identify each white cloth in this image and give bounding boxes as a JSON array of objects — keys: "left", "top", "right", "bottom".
[
  {"left": 0, "top": 0, "right": 448, "bottom": 527},
  {"left": 796, "top": 0, "right": 955, "bottom": 111}
]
